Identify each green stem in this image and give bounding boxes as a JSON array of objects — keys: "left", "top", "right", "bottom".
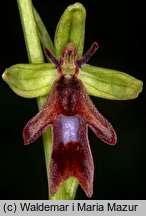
[
  {"left": 17, "top": 0, "right": 44, "bottom": 63},
  {"left": 17, "top": 0, "right": 52, "bottom": 196}
]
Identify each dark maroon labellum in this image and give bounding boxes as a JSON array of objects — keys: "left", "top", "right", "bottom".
[{"left": 23, "top": 42, "right": 117, "bottom": 197}]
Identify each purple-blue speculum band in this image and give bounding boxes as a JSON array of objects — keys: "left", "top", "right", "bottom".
[{"left": 60, "top": 115, "right": 80, "bottom": 144}]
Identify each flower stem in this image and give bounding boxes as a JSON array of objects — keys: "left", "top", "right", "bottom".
[
  {"left": 17, "top": 0, "right": 52, "bottom": 195},
  {"left": 17, "top": 0, "right": 44, "bottom": 63}
]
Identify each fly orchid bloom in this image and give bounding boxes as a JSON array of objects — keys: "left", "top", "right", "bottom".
[
  {"left": 2, "top": 2, "right": 143, "bottom": 199},
  {"left": 23, "top": 42, "right": 117, "bottom": 197}
]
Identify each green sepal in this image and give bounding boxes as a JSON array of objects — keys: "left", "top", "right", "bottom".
[
  {"left": 54, "top": 3, "right": 86, "bottom": 58},
  {"left": 2, "top": 63, "right": 57, "bottom": 98},
  {"left": 80, "top": 64, "right": 143, "bottom": 100}
]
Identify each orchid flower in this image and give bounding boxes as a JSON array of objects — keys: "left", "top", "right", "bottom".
[
  {"left": 2, "top": 1, "right": 143, "bottom": 199},
  {"left": 23, "top": 42, "right": 117, "bottom": 197}
]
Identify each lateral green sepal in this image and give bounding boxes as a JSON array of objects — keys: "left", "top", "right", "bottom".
[
  {"left": 80, "top": 64, "right": 143, "bottom": 100},
  {"left": 2, "top": 63, "right": 57, "bottom": 98}
]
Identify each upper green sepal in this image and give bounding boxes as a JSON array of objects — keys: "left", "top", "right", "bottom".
[
  {"left": 2, "top": 63, "right": 57, "bottom": 98},
  {"left": 54, "top": 2, "right": 86, "bottom": 58},
  {"left": 80, "top": 64, "right": 143, "bottom": 100}
]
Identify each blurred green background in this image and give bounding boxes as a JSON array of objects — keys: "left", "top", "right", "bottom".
[{"left": 0, "top": 0, "right": 145, "bottom": 199}]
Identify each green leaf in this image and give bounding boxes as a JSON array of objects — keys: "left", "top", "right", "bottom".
[
  {"left": 2, "top": 63, "right": 57, "bottom": 98},
  {"left": 33, "top": 7, "right": 55, "bottom": 56},
  {"left": 54, "top": 3, "right": 86, "bottom": 58},
  {"left": 80, "top": 64, "right": 143, "bottom": 100}
]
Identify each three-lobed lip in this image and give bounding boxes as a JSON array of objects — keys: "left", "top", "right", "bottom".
[{"left": 23, "top": 44, "right": 117, "bottom": 197}]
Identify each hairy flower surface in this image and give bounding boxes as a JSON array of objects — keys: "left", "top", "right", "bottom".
[
  {"left": 2, "top": 2, "right": 143, "bottom": 199},
  {"left": 23, "top": 43, "right": 117, "bottom": 197}
]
